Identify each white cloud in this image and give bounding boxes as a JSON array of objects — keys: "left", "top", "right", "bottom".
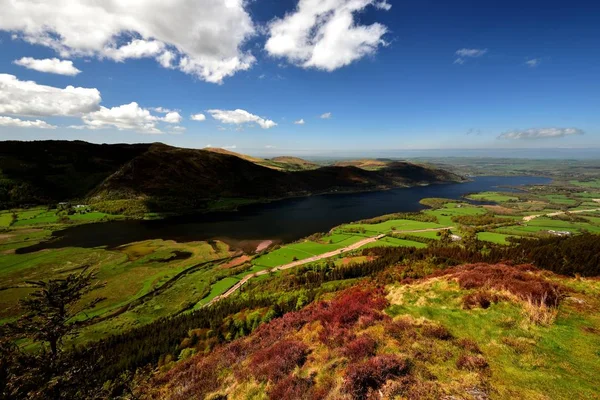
[
  {"left": 151, "top": 107, "right": 176, "bottom": 113},
  {"left": 526, "top": 58, "right": 540, "bottom": 68},
  {"left": 455, "top": 48, "right": 488, "bottom": 57},
  {"left": 320, "top": 112, "right": 332, "bottom": 119},
  {"left": 191, "top": 113, "right": 207, "bottom": 121},
  {"left": 208, "top": 109, "right": 277, "bottom": 129},
  {"left": 0, "top": 0, "right": 256, "bottom": 83},
  {"left": 265, "top": 145, "right": 276, "bottom": 149},
  {"left": 82, "top": 102, "right": 163, "bottom": 134},
  {"left": 0, "top": 116, "right": 57, "bottom": 129},
  {"left": 454, "top": 48, "right": 487, "bottom": 64},
  {"left": 498, "top": 128, "right": 584, "bottom": 140},
  {"left": 294, "top": 118, "right": 305, "bottom": 125},
  {"left": 104, "top": 39, "right": 165, "bottom": 62},
  {"left": 13, "top": 57, "right": 81, "bottom": 76},
  {"left": 0, "top": 73, "right": 101, "bottom": 117},
  {"left": 162, "top": 111, "right": 182, "bottom": 124},
  {"left": 265, "top": 0, "right": 390, "bottom": 71},
  {"left": 223, "top": 145, "right": 237, "bottom": 149}
]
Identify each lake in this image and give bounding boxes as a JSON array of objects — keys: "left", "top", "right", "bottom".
[{"left": 20, "top": 176, "right": 550, "bottom": 253}]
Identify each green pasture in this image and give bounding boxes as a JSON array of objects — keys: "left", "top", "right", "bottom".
[
  {"left": 570, "top": 179, "right": 600, "bottom": 189},
  {"left": 386, "top": 277, "right": 600, "bottom": 399},
  {"left": 252, "top": 234, "right": 365, "bottom": 269},
  {"left": 467, "top": 191, "right": 519, "bottom": 202},
  {"left": 342, "top": 219, "right": 445, "bottom": 234},
  {"left": 477, "top": 232, "right": 514, "bottom": 244}
]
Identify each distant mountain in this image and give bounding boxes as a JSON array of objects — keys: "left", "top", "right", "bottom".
[
  {"left": 0, "top": 141, "right": 465, "bottom": 213},
  {"left": 270, "top": 156, "right": 317, "bottom": 170},
  {"left": 333, "top": 159, "right": 390, "bottom": 170}
]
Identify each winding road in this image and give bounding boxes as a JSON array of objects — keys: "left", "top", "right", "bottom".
[{"left": 207, "top": 234, "right": 387, "bottom": 305}]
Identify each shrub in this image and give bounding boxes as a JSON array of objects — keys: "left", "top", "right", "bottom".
[
  {"left": 268, "top": 374, "right": 314, "bottom": 400},
  {"left": 448, "top": 263, "right": 564, "bottom": 307},
  {"left": 422, "top": 324, "right": 453, "bottom": 340},
  {"left": 456, "top": 354, "right": 489, "bottom": 371},
  {"left": 250, "top": 340, "right": 309, "bottom": 382},
  {"left": 456, "top": 338, "right": 481, "bottom": 354},
  {"left": 344, "top": 355, "right": 411, "bottom": 400},
  {"left": 343, "top": 335, "right": 377, "bottom": 361}
]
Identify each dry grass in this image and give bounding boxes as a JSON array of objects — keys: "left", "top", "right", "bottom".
[{"left": 522, "top": 294, "right": 559, "bottom": 326}]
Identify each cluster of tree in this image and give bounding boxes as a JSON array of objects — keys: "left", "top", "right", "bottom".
[{"left": 451, "top": 214, "right": 511, "bottom": 226}]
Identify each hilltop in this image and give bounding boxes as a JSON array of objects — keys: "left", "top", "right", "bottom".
[
  {"left": 138, "top": 259, "right": 600, "bottom": 400},
  {"left": 0, "top": 140, "right": 464, "bottom": 213}
]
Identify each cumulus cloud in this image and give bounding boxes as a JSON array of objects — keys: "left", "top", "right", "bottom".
[
  {"left": 265, "top": 0, "right": 391, "bottom": 71},
  {"left": 191, "top": 113, "right": 207, "bottom": 121},
  {"left": 13, "top": 57, "right": 81, "bottom": 76},
  {"left": 454, "top": 48, "right": 487, "bottom": 64},
  {"left": 498, "top": 128, "right": 584, "bottom": 140},
  {"left": 82, "top": 102, "right": 163, "bottom": 134},
  {"left": 0, "top": 116, "right": 57, "bottom": 129},
  {"left": 208, "top": 109, "right": 277, "bottom": 129},
  {"left": 103, "top": 39, "right": 165, "bottom": 62},
  {"left": 162, "top": 111, "right": 182, "bottom": 124},
  {"left": 0, "top": 0, "right": 256, "bottom": 83},
  {"left": 294, "top": 118, "right": 305, "bottom": 125},
  {"left": 0, "top": 73, "right": 101, "bottom": 117},
  {"left": 320, "top": 112, "right": 332, "bottom": 119},
  {"left": 526, "top": 58, "right": 540, "bottom": 68}
]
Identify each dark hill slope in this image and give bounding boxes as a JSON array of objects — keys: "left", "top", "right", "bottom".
[
  {"left": 91, "top": 144, "right": 464, "bottom": 212},
  {"left": 0, "top": 140, "right": 150, "bottom": 207}
]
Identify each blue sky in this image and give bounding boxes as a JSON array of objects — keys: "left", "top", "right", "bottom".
[{"left": 0, "top": 0, "right": 598, "bottom": 156}]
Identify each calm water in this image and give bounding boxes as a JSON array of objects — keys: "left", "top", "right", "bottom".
[{"left": 20, "top": 176, "right": 550, "bottom": 252}]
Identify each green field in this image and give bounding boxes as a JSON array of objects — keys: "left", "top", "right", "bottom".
[
  {"left": 252, "top": 234, "right": 365, "bottom": 269},
  {"left": 0, "top": 212, "right": 12, "bottom": 227},
  {"left": 342, "top": 218, "right": 445, "bottom": 234},
  {"left": 386, "top": 276, "right": 600, "bottom": 399},
  {"left": 467, "top": 191, "right": 519, "bottom": 202},
  {"left": 0, "top": 236, "right": 235, "bottom": 340},
  {"left": 570, "top": 179, "right": 600, "bottom": 189},
  {"left": 542, "top": 194, "right": 578, "bottom": 205},
  {"left": 363, "top": 236, "right": 427, "bottom": 248},
  {"left": 477, "top": 231, "right": 514, "bottom": 244}
]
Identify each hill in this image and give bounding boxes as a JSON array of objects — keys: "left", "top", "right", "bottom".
[
  {"left": 270, "top": 156, "right": 318, "bottom": 170},
  {"left": 138, "top": 261, "right": 600, "bottom": 399},
  {"left": 91, "top": 146, "right": 464, "bottom": 213},
  {"left": 334, "top": 159, "right": 391, "bottom": 170},
  {"left": 0, "top": 140, "right": 464, "bottom": 214},
  {"left": 0, "top": 140, "right": 151, "bottom": 208}
]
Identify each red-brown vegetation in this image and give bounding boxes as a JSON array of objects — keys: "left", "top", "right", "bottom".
[
  {"left": 250, "top": 340, "right": 310, "bottom": 381},
  {"left": 422, "top": 323, "right": 453, "bottom": 340},
  {"left": 342, "top": 335, "right": 378, "bottom": 361},
  {"left": 441, "top": 263, "right": 565, "bottom": 307},
  {"left": 268, "top": 374, "right": 315, "bottom": 400},
  {"left": 344, "top": 355, "right": 411, "bottom": 400},
  {"left": 456, "top": 353, "right": 489, "bottom": 371}
]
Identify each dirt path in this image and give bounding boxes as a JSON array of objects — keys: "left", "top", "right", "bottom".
[
  {"left": 523, "top": 208, "right": 600, "bottom": 222},
  {"left": 207, "top": 234, "right": 387, "bottom": 306}
]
